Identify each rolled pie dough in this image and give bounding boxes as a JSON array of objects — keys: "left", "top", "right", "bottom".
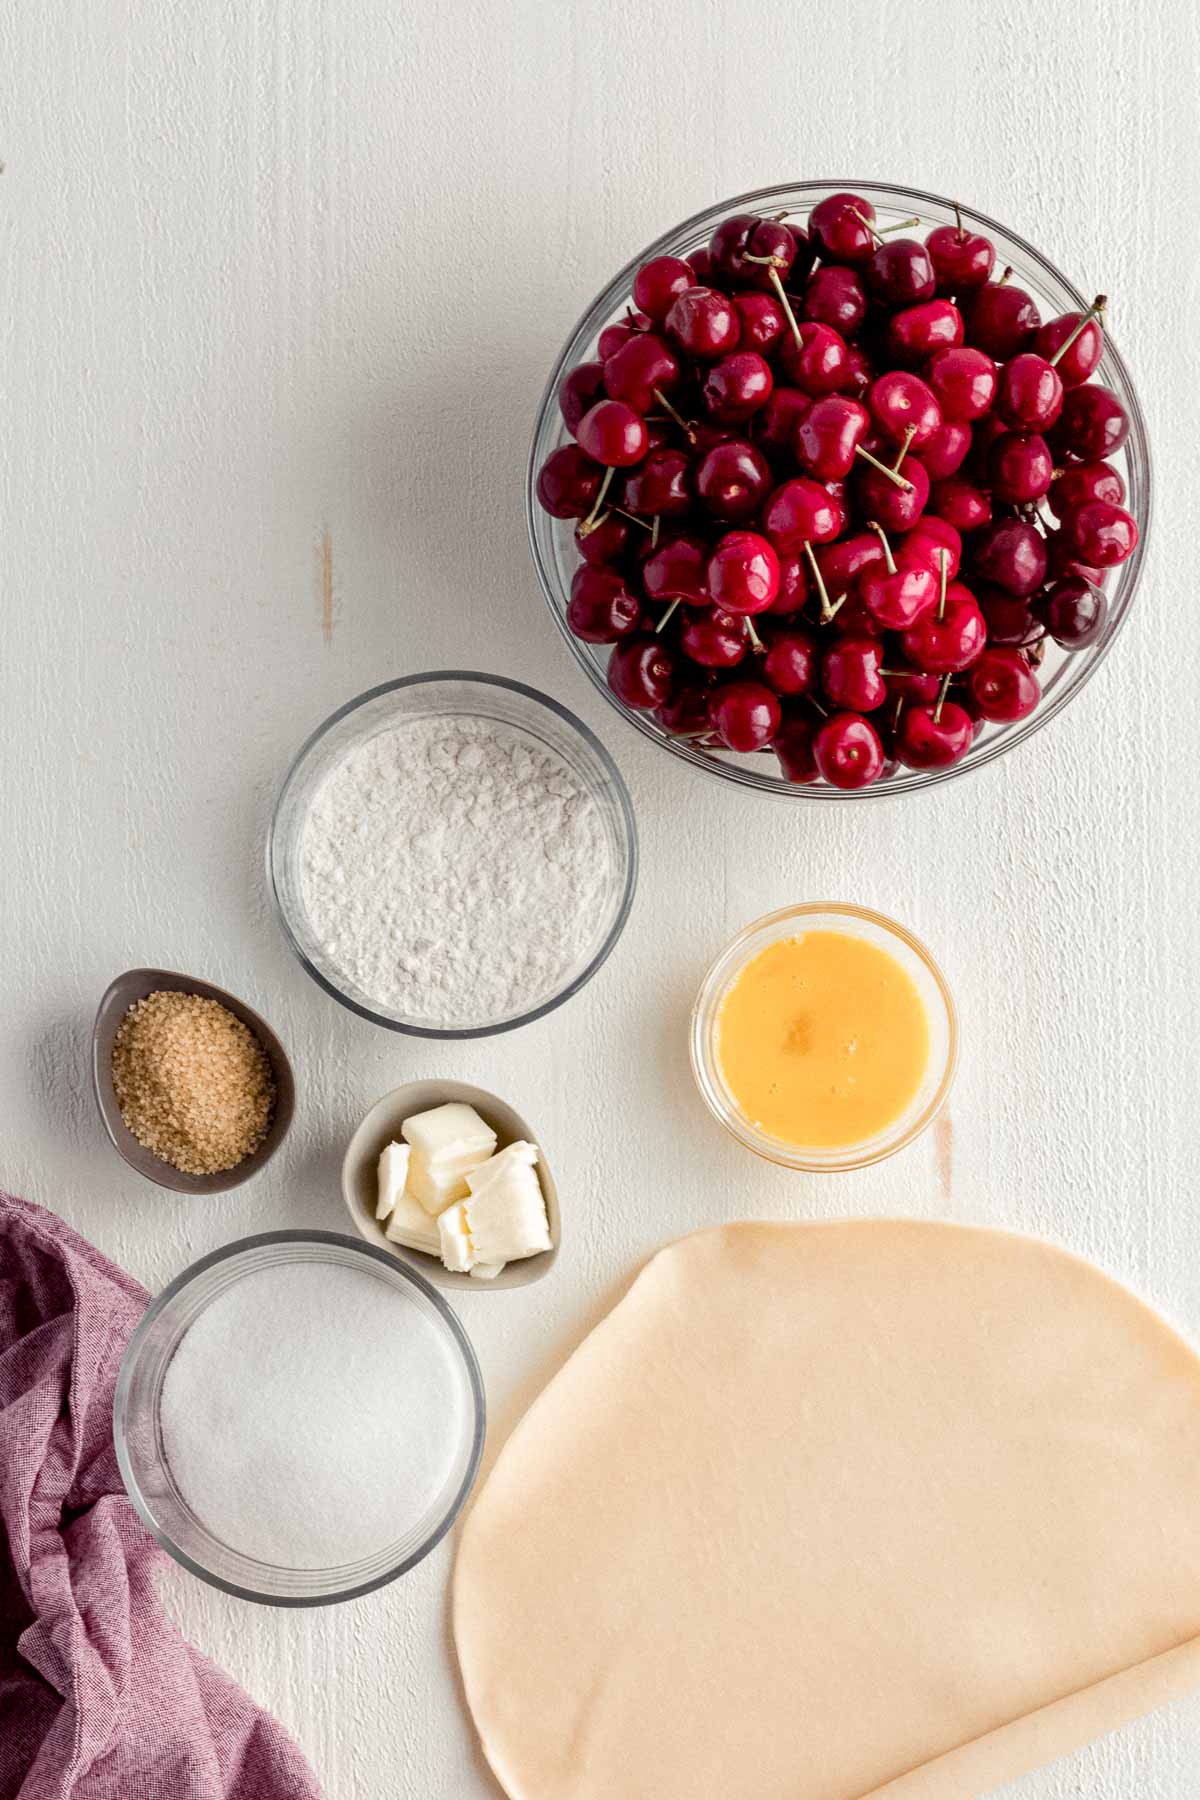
[{"left": 454, "top": 1221, "right": 1200, "bottom": 1799}]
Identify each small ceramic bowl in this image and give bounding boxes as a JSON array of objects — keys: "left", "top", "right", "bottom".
[
  {"left": 92, "top": 968, "right": 295, "bottom": 1194},
  {"left": 342, "top": 1079, "right": 560, "bottom": 1292}
]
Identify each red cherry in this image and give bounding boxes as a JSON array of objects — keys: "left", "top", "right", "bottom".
[
  {"left": 887, "top": 299, "right": 964, "bottom": 366},
  {"left": 779, "top": 322, "right": 850, "bottom": 395},
  {"left": 607, "top": 633, "right": 676, "bottom": 709},
  {"left": 868, "top": 237, "right": 936, "bottom": 305},
  {"left": 988, "top": 430, "right": 1053, "bottom": 503},
  {"left": 995, "top": 353, "right": 1064, "bottom": 431},
  {"left": 976, "top": 585, "right": 1044, "bottom": 648},
  {"left": 808, "top": 192, "right": 878, "bottom": 266},
  {"left": 1044, "top": 531, "right": 1108, "bottom": 587},
  {"left": 702, "top": 351, "right": 774, "bottom": 422},
  {"left": 966, "top": 647, "right": 1041, "bottom": 721},
  {"left": 795, "top": 395, "right": 870, "bottom": 480},
  {"left": 839, "top": 345, "right": 874, "bottom": 396},
  {"left": 1040, "top": 577, "right": 1108, "bottom": 649},
  {"left": 709, "top": 679, "right": 782, "bottom": 752},
  {"left": 696, "top": 440, "right": 773, "bottom": 522},
  {"left": 642, "top": 533, "right": 710, "bottom": 603},
  {"left": 853, "top": 456, "right": 930, "bottom": 533},
  {"left": 970, "top": 519, "right": 1048, "bottom": 596},
  {"left": 708, "top": 213, "right": 762, "bottom": 282},
  {"left": 762, "top": 478, "right": 844, "bottom": 553},
  {"left": 815, "top": 531, "right": 885, "bottom": 596},
  {"left": 1049, "top": 384, "right": 1129, "bottom": 460},
  {"left": 596, "top": 311, "right": 652, "bottom": 361},
  {"left": 867, "top": 371, "right": 943, "bottom": 447},
  {"left": 711, "top": 216, "right": 796, "bottom": 291},
  {"left": 754, "top": 386, "right": 811, "bottom": 454},
  {"left": 773, "top": 717, "right": 819, "bottom": 783},
  {"left": 926, "top": 215, "right": 995, "bottom": 292},
  {"left": 916, "top": 419, "right": 972, "bottom": 480},
  {"left": 856, "top": 528, "right": 938, "bottom": 629},
  {"left": 929, "top": 476, "right": 991, "bottom": 534},
  {"left": 1032, "top": 307, "right": 1104, "bottom": 386},
  {"left": 802, "top": 264, "right": 867, "bottom": 337},
  {"left": 567, "top": 567, "right": 642, "bottom": 642},
  {"left": 665, "top": 286, "right": 741, "bottom": 360},
  {"left": 575, "top": 510, "right": 631, "bottom": 566},
  {"left": 822, "top": 635, "right": 887, "bottom": 710},
  {"left": 536, "top": 444, "right": 603, "bottom": 518},
  {"left": 901, "top": 581, "right": 987, "bottom": 672},
  {"left": 559, "top": 361, "right": 607, "bottom": 434},
  {"left": 768, "top": 553, "right": 809, "bottom": 617},
  {"left": 688, "top": 247, "right": 713, "bottom": 283},
  {"left": 680, "top": 605, "right": 747, "bottom": 668},
  {"left": 925, "top": 346, "right": 997, "bottom": 422},
  {"left": 602, "top": 332, "right": 681, "bottom": 413},
  {"left": 1046, "top": 459, "right": 1125, "bottom": 519},
  {"left": 884, "top": 667, "right": 940, "bottom": 704},
  {"left": 576, "top": 399, "right": 649, "bottom": 467},
  {"left": 965, "top": 277, "right": 1040, "bottom": 360},
  {"left": 1059, "top": 499, "right": 1138, "bottom": 567},
  {"left": 733, "top": 291, "right": 786, "bottom": 353},
  {"left": 895, "top": 696, "right": 974, "bottom": 768},
  {"left": 621, "top": 448, "right": 690, "bottom": 516},
  {"left": 812, "top": 712, "right": 886, "bottom": 788},
  {"left": 632, "top": 256, "right": 696, "bottom": 322},
  {"left": 656, "top": 682, "right": 713, "bottom": 736},
  {"left": 900, "top": 517, "right": 962, "bottom": 579},
  {"left": 706, "top": 530, "right": 781, "bottom": 614},
  {"left": 763, "top": 627, "right": 818, "bottom": 695}
]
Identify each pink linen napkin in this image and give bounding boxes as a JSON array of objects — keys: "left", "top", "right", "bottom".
[{"left": 0, "top": 1192, "right": 323, "bottom": 1800}]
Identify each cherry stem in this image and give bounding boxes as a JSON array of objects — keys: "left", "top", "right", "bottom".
[
  {"left": 744, "top": 614, "right": 765, "bottom": 652},
  {"left": 655, "top": 596, "right": 682, "bottom": 634},
  {"left": 878, "top": 216, "right": 920, "bottom": 236},
  {"left": 576, "top": 508, "right": 610, "bottom": 539},
  {"left": 805, "top": 693, "right": 829, "bottom": 720},
  {"left": 610, "top": 505, "right": 653, "bottom": 532},
  {"left": 767, "top": 266, "right": 805, "bottom": 352},
  {"left": 998, "top": 266, "right": 1013, "bottom": 288},
  {"left": 825, "top": 590, "right": 848, "bottom": 622},
  {"left": 582, "top": 465, "right": 614, "bottom": 531},
  {"left": 849, "top": 207, "right": 884, "bottom": 245},
  {"left": 933, "top": 672, "right": 952, "bottom": 724},
  {"left": 937, "top": 547, "right": 949, "bottom": 621},
  {"left": 653, "top": 386, "right": 696, "bottom": 443},
  {"left": 868, "top": 521, "right": 896, "bottom": 574},
  {"left": 802, "top": 540, "right": 837, "bottom": 622},
  {"left": 855, "top": 444, "right": 914, "bottom": 491},
  {"left": 892, "top": 425, "right": 916, "bottom": 474},
  {"left": 1048, "top": 295, "right": 1107, "bottom": 368},
  {"left": 743, "top": 251, "right": 788, "bottom": 268},
  {"left": 953, "top": 201, "right": 965, "bottom": 243},
  {"left": 651, "top": 514, "right": 661, "bottom": 549}
]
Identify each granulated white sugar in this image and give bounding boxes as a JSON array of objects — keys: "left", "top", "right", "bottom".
[
  {"left": 159, "top": 1262, "right": 466, "bottom": 1569},
  {"left": 298, "top": 714, "right": 612, "bottom": 1025}
]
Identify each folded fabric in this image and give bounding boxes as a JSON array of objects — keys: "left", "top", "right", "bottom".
[{"left": 0, "top": 1191, "right": 323, "bottom": 1800}]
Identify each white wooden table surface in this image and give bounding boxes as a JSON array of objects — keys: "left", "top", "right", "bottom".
[{"left": 3, "top": 2, "right": 1199, "bottom": 1794}]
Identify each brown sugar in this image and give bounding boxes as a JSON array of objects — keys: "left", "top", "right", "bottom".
[{"left": 111, "top": 990, "right": 275, "bottom": 1176}]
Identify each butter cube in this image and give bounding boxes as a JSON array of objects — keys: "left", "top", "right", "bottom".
[
  {"left": 401, "top": 1102, "right": 496, "bottom": 1167},
  {"left": 376, "top": 1141, "right": 410, "bottom": 1220}
]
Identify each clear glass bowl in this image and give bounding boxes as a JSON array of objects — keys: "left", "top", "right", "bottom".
[
  {"left": 268, "top": 672, "right": 638, "bottom": 1035},
  {"left": 690, "top": 903, "right": 957, "bottom": 1171},
  {"left": 113, "top": 1231, "right": 486, "bottom": 1606},
  {"left": 527, "top": 181, "right": 1151, "bottom": 799}
]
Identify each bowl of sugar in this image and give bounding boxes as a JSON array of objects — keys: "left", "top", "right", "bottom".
[
  {"left": 113, "top": 1231, "right": 485, "bottom": 1605},
  {"left": 268, "top": 671, "right": 638, "bottom": 1036}
]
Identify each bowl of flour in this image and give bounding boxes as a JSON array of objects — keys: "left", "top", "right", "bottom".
[{"left": 269, "top": 673, "right": 638, "bottom": 1035}]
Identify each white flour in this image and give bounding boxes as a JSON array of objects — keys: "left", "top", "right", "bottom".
[
  {"left": 160, "top": 1262, "right": 466, "bottom": 1569},
  {"left": 299, "top": 714, "right": 612, "bottom": 1024}
]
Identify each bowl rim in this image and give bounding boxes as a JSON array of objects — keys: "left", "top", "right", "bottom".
[
  {"left": 689, "top": 901, "right": 958, "bottom": 1170},
  {"left": 340, "top": 1077, "right": 562, "bottom": 1291},
  {"left": 91, "top": 967, "right": 296, "bottom": 1194},
  {"left": 527, "top": 178, "right": 1152, "bottom": 800},
  {"left": 112, "top": 1228, "right": 487, "bottom": 1606},
  {"left": 267, "top": 670, "right": 639, "bottom": 1036}
]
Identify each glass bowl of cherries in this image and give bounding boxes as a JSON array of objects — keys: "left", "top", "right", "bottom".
[{"left": 528, "top": 182, "right": 1149, "bottom": 797}]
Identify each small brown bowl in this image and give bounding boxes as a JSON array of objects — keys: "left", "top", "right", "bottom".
[{"left": 92, "top": 968, "right": 296, "bottom": 1194}]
